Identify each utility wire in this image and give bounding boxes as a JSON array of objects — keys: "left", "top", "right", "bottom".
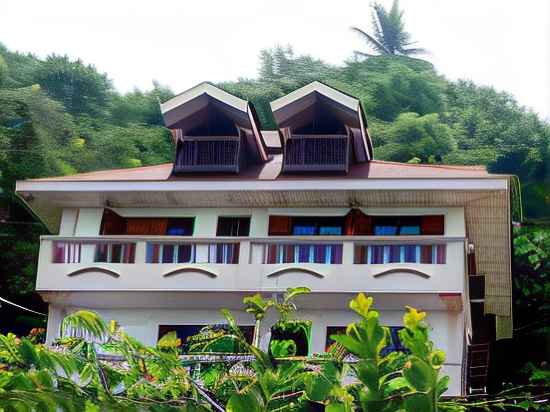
[{"left": 0, "top": 296, "right": 47, "bottom": 317}]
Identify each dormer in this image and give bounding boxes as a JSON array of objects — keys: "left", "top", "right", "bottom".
[
  {"left": 160, "top": 82, "right": 268, "bottom": 174},
  {"left": 270, "top": 81, "right": 373, "bottom": 174}
]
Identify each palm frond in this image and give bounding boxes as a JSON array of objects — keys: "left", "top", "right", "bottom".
[
  {"left": 61, "top": 310, "right": 109, "bottom": 342},
  {"left": 350, "top": 26, "right": 391, "bottom": 55}
]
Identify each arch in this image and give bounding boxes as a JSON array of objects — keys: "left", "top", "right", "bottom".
[
  {"left": 373, "top": 268, "right": 430, "bottom": 279},
  {"left": 162, "top": 267, "right": 218, "bottom": 279},
  {"left": 266, "top": 267, "right": 325, "bottom": 279},
  {"left": 66, "top": 267, "right": 120, "bottom": 278}
]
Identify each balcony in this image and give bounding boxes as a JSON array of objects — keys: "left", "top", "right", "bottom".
[
  {"left": 174, "top": 136, "right": 240, "bottom": 173},
  {"left": 36, "top": 236, "right": 465, "bottom": 294},
  {"left": 283, "top": 135, "right": 349, "bottom": 173}
]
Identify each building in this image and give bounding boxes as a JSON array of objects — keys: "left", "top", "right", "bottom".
[{"left": 16, "top": 81, "right": 514, "bottom": 396}]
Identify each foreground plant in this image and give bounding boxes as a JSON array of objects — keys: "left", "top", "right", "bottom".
[{"left": 0, "top": 311, "right": 212, "bottom": 411}]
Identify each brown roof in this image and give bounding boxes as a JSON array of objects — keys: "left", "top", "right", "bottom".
[{"left": 28, "top": 156, "right": 497, "bottom": 182}]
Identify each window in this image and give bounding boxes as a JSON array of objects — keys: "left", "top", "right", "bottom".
[
  {"left": 216, "top": 217, "right": 251, "bottom": 237},
  {"left": 372, "top": 215, "right": 444, "bottom": 236},
  {"left": 100, "top": 210, "right": 195, "bottom": 236},
  {"left": 268, "top": 216, "right": 345, "bottom": 236},
  {"left": 158, "top": 324, "right": 254, "bottom": 350},
  {"left": 167, "top": 218, "right": 194, "bottom": 236},
  {"left": 267, "top": 214, "right": 444, "bottom": 236},
  {"left": 372, "top": 216, "right": 421, "bottom": 236}
]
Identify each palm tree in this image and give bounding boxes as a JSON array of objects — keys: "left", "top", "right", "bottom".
[{"left": 351, "top": 0, "right": 426, "bottom": 57}]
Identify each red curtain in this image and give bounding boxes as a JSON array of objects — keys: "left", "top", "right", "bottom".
[
  {"left": 420, "top": 215, "right": 445, "bottom": 235},
  {"left": 126, "top": 218, "right": 168, "bottom": 235},
  {"left": 100, "top": 209, "right": 126, "bottom": 235},
  {"left": 344, "top": 209, "right": 372, "bottom": 235},
  {"left": 268, "top": 216, "right": 292, "bottom": 235}
]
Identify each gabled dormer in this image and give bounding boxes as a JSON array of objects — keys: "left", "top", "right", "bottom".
[
  {"left": 270, "top": 81, "right": 373, "bottom": 173},
  {"left": 160, "top": 82, "right": 268, "bottom": 174}
]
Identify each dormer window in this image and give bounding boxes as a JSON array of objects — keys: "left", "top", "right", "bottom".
[
  {"left": 271, "top": 81, "right": 373, "bottom": 174},
  {"left": 160, "top": 83, "right": 268, "bottom": 174}
]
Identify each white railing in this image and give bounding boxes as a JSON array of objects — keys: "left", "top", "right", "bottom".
[{"left": 37, "top": 236, "right": 466, "bottom": 294}]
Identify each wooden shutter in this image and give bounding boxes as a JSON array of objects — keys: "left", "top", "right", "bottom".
[
  {"left": 420, "top": 215, "right": 444, "bottom": 235},
  {"left": 268, "top": 216, "right": 292, "bottom": 235},
  {"left": 126, "top": 218, "right": 168, "bottom": 235},
  {"left": 100, "top": 209, "right": 126, "bottom": 235}
]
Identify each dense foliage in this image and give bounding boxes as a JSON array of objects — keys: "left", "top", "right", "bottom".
[
  {"left": 1, "top": 290, "right": 547, "bottom": 411},
  {"left": 0, "top": 292, "right": 457, "bottom": 411}
]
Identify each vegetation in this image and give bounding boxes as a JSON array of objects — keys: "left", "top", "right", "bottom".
[
  {"left": 0, "top": 292, "right": 456, "bottom": 411},
  {"left": 1, "top": 290, "right": 547, "bottom": 411}
]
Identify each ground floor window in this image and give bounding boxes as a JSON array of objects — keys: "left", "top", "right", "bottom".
[{"left": 158, "top": 324, "right": 254, "bottom": 352}]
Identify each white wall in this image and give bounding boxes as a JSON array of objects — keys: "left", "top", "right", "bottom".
[{"left": 63, "top": 206, "right": 465, "bottom": 238}]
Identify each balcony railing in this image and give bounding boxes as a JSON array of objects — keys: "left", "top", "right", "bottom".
[
  {"left": 250, "top": 241, "right": 343, "bottom": 264},
  {"left": 53, "top": 240, "right": 137, "bottom": 264},
  {"left": 354, "top": 244, "right": 446, "bottom": 265},
  {"left": 38, "top": 236, "right": 466, "bottom": 294},
  {"left": 146, "top": 242, "right": 239, "bottom": 264},
  {"left": 174, "top": 136, "right": 240, "bottom": 173},
  {"left": 283, "top": 135, "right": 349, "bottom": 173}
]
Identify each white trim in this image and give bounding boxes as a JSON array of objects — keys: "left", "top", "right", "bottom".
[
  {"left": 270, "top": 81, "right": 358, "bottom": 112},
  {"left": 160, "top": 82, "right": 248, "bottom": 114},
  {"left": 17, "top": 178, "right": 508, "bottom": 193}
]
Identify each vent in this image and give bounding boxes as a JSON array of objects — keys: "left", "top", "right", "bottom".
[
  {"left": 283, "top": 135, "right": 349, "bottom": 173},
  {"left": 174, "top": 137, "right": 240, "bottom": 173}
]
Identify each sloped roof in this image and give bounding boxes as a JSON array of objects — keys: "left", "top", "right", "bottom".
[
  {"left": 25, "top": 157, "right": 495, "bottom": 182},
  {"left": 160, "top": 82, "right": 248, "bottom": 118},
  {"left": 160, "top": 82, "right": 269, "bottom": 163},
  {"left": 271, "top": 81, "right": 358, "bottom": 112},
  {"left": 270, "top": 81, "right": 373, "bottom": 162}
]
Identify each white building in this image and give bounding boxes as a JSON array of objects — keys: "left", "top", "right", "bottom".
[{"left": 16, "top": 81, "right": 513, "bottom": 396}]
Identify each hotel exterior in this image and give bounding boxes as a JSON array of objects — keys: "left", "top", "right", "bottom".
[{"left": 16, "top": 81, "right": 513, "bottom": 396}]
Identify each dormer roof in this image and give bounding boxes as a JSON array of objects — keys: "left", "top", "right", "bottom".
[
  {"left": 161, "top": 82, "right": 249, "bottom": 128},
  {"left": 160, "top": 82, "right": 269, "bottom": 171},
  {"left": 270, "top": 81, "right": 373, "bottom": 162}
]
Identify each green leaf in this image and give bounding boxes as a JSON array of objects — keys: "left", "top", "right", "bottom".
[
  {"left": 304, "top": 371, "right": 332, "bottom": 401},
  {"left": 349, "top": 293, "right": 373, "bottom": 318},
  {"left": 17, "top": 338, "right": 40, "bottom": 367},
  {"left": 226, "top": 387, "right": 265, "bottom": 412},
  {"left": 404, "top": 393, "right": 434, "bottom": 412},
  {"left": 403, "top": 357, "right": 435, "bottom": 391}
]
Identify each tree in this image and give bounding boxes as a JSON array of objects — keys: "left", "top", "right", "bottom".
[
  {"left": 375, "top": 112, "right": 457, "bottom": 163},
  {"left": 351, "top": 0, "right": 426, "bottom": 57},
  {"left": 31, "top": 54, "right": 113, "bottom": 117}
]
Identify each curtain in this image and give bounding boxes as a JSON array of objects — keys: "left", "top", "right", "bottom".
[
  {"left": 268, "top": 216, "right": 292, "bottom": 235},
  {"left": 420, "top": 215, "right": 445, "bottom": 235},
  {"left": 126, "top": 218, "right": 168, "bottom": 235}
]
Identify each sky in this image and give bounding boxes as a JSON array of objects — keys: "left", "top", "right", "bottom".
[{"left": 1, "top": 0, "right": 549, "bottom": 119}]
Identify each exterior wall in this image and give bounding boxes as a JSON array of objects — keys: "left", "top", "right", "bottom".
[
  {"left": 42, "top": 205, "right": 468, "bottom": 395},
  {"left": 46, "top": 303, "right": 464, "bottom": 396},
  {"left": 59, "top": 206, "right": 465, "bottom": 238}
]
